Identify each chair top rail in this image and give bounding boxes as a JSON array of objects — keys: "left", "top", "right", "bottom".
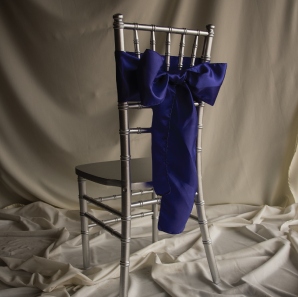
[
  {"left": 124, "top": 23, "right": 208, "bottom": 36},
  {"left": 128, "top": 101, "right": 200, "bottom": 107}
]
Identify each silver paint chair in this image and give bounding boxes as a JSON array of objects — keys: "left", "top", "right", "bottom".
[{"left": 76, "top": 13, "right": 220, "bottom": 297}]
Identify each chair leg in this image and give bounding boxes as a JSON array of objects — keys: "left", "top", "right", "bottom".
[
  {"left": 120, "top": 234, "right": 130, "bottom": 297},
  {"left": 78, "top": 176, "right": 90, "bottom": 269},
  {"left": 152, "top": 191, "right": 158, "bottom": 243},
  {"left": 195, "top": 196, "right": 220, "bottom": 284},
  {"left": 119, "top": 187, "right": 131, "bottom": 297}
]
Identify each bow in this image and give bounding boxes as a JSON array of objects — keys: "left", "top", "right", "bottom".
[{"left": 137, "top": 49, "right": 227, "bottom": 107}]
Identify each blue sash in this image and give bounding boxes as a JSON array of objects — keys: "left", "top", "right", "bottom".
[{"left": 115, "top": 49, "right": 227, "bottom": 234}]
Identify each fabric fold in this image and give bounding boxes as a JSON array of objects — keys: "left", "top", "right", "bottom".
[{"left": 115, "top": 49, "right": 227, "bottom": 234}]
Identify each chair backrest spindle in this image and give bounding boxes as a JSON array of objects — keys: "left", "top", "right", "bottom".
[
  {"left": 165, "top": 29, "right": 172, "bottom": 71},
  {"left": 150, "top": 25, "right": 156, "bottom": 51},
  {"left": 133, "top": 23, "right": 141, "bottom": 58},
  {"left": 178, "top": 29, "right": 186, "bottom": 70},
  {"left": 190, "top": 34, "right": 199, "bottom": 67}
]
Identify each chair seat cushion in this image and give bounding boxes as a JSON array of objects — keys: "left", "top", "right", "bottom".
[{"left": 75, "top": 157, "right": 152, "bottom": 190}]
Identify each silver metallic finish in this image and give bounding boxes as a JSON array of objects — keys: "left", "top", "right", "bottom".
[
  {"left": 128, "top": 103, "right": 147, "bottom": 109},
  {"left": 83, "top": 195, "right": 122, "bottom": 217},
  {"left": 129, "top": 101, "right": 199, "bottom": 108},
  {"left": 118, "top": 102, "right": 129, "bottom": 110},
  {"left": 203, "top": 239, "right": 212, "bottom": 245},
  {"left": 78, "top": 177, "right": 90, "bottom": 269},
  {"left": 152, "top": 191, "right": 158, "bottom": 243},
  {"left": 132, "top": 211, "right": 154, "bottom": 219},
  {"left": 165, "top": 29, "right": 171, "bottom": 71},
  {"left": 88, "top": 211, "right": 154, "bottom": 227},
  {"left": 124, "top": 23, "right": 208, "bottom": 36},
  {"left": 199, "top": 219, "right": 208, "bottom": 225},
  {"left": 120, "top": 260, "right": 130, "bottom": 267},
  {"left": 129, "top": 127, "right": 151, "bottom": 134},
  {"left": 119, "top": 129, "right": 130, "bottom": 135},
  {"left": 195, "top": 198, "right": 205, "bottom": 206},
  {"left": 131, "top": 197, "right": 161, "bottom": 208},
  {"left": 150, "top": 25, "right": 156, "bottom": 51},
  {"left": 190, "top": 34, "right": 199, "bottom": 67},
  {"left": 93, "top": 194, "right": 122, "bottom": 203},
  {"left": 128, "top": 102, "right": 143, "bottom": 109},
  {"left": 178, "top": 29, "right": 186, "bottom": 70},
  {"left": 132, "top": 189, "right": 154, "bottom": 196},
  {"left": 201, "top": 36, "right": 207, "bottom": 62},
  {"left": 84, "top": 212, "right": 122, "bottom": 239},
  {"left": 133, "top": 23, "right": 141, "bottom": 58},
  {"left": 118, "top": 100, "right": 132, "bottom": 297},
  {"left": 196, "top": 86, "right": 221, "bottom": 284},
  {"left": 189, "top": 214, "right": 198, "bottom": 221},
  {"left": 121, "top": 237, "right": 131, "bottom": 243},
  {"left": 113, "top": 14, "right": 125, "bottom": 51},
  {"left": 121, "top": 215, "right": 131, "bottom": 222},
  {"left": 120, "top": 155, "right": 131, "bottom": 161},
  {"left": 126, "top": 211, "right": 153, "bottom": 220},
  {"left": 89, "top": 189, "right": 154, "bottom": 203},
  {"left": 201, "top": 24, "right": 215, "bottom": 63}
]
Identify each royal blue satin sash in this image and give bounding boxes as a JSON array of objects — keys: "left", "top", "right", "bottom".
[{"left": 115, "top": 49, "right": 227, "bottom": 234}]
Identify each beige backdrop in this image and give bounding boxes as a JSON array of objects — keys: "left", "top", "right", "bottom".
[{"left": 0, "top": 0, "right": 297, "bottom": 209}]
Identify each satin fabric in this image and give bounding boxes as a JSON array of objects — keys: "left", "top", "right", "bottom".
[{"left": 115, "top": 49, "right": 227, "bottom": 234}]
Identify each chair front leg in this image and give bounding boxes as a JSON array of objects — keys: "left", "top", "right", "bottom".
[
  {"left": 152, "top": 190, "right": 158, "bottom": 243},
  {"left": 78, "top": 176, "right": 90, "bottom": 269},
  {"left": 120, "top": 186, "right": 131, "bottom": 297}
]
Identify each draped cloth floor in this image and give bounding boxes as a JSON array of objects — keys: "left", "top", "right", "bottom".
[
  {"left": 0, "top": 202, "right": 297, "bottom": 297},
  {"left": 1, "top": 0, "right": 298, "bottom": 210}
]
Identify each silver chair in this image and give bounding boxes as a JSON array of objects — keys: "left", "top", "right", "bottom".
[{"left": 76, "top": 13, "right": 220, "bottom": 297}]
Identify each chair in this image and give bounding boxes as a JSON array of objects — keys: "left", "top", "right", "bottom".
[{"left": 76, "top": 13, "right": 223, "bottom": 297}]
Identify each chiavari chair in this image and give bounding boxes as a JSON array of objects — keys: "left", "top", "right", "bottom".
[{"left": 76, "top": 13, "right": 222, "bottom": 297}]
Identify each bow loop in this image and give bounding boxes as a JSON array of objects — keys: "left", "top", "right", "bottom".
[
  {"left": 186, "top": 63, "right": 227, "bottom": 106},
  {"left": 137, "top": 50, "right": 168, "bottom": 106}
]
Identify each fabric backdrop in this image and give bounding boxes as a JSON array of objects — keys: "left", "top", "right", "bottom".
[{"left": 0, "top": 0, "right": 298, "bottom": 209}]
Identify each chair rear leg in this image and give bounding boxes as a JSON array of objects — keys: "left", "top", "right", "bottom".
[
  {"left": 195, "top": 197, "right": 220, "bottom": 284},
  {"left": 120, "top": 225, "right": 130, "bottom": 297},
  {"left": 78, "top": 176, "right": 90, "bottom": 269},
  {"left": 152, "top": 190, "right": 158, "bottom": 243}
]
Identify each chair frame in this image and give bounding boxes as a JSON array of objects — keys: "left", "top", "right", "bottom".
[{"left": 77, "top": 13, "right": 220, "bottom": 297}]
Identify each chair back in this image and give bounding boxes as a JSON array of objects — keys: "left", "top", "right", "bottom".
[{"left": 112, "top": 13, "right": 215, "bottom": 202}]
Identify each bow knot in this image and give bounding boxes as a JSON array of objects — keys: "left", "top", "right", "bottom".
[{"left": 168, "top": 72, "right": 187, "bottom": 86}]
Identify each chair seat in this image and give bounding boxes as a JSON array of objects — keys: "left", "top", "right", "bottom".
[{"left": 75, "top": 157, "right": 153, "bottom": 190}]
